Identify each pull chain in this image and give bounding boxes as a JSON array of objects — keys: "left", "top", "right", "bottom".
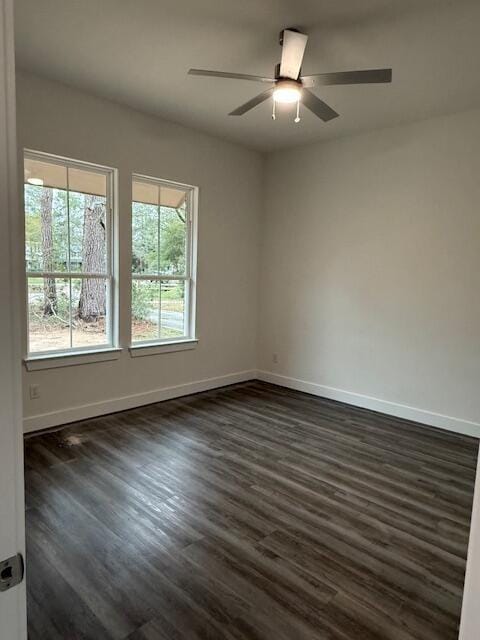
[{"left": 294, "top": 99, "right": 300, "bottom": 123}]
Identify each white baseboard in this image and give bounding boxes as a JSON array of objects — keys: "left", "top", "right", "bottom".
[
  {"left": 258, "top": 370, "right": 480, "bottom": 438},
  {"left": 24, "top": 368, "right": 480, "bottom": 439},
  {"left": 23, "top": 370, "right": 257, "bottom": 433}
]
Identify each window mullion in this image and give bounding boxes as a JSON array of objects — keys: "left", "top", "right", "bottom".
[
  {"left": 184, "top": 277, "right": 190, "bottom": 337},
  {"left": 158, "top": 280, "right": 162, "bottom": 341},
  {"left": 185, "top": 190, "right": 192, "bottom": 279},
  {"left": 157, "top": 188, "right": 161, "bottom": 339},
  {"left": 66, "top": 166, "right": 71, "bottom": 273},
  {"left": 26, "top": 271, "right": 108, "bottom": 279},
  {"left": 68, "top": 277, "right": 73, "bottom": 349},
  {"left": 130, "top": 273, "right": 187, "bottom": 281},
  {"left": 132, "top": 274, "right": 162, "bottom": 281}
]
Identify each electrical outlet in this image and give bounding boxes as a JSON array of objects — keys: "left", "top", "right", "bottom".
[
  {"left": 272, "top": 353, "right": 279, "bottom": 364},
  {"left": 29, "top": 384, "right": 40, "bottom": 400}
]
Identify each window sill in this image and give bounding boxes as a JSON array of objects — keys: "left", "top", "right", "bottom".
[
  {"left": 24, "top": 347, "right": 122, "bottom": 371},
  {"left": 129, "top": 339, "right": 198, "bottom": 358}
]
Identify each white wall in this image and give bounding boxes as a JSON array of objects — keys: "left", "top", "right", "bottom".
[
  {"left": 17, "top": 71, "right": 262, "bottom": 431},
  {"left": 259, "top": 109, "right": 480, "bottom": 436}
]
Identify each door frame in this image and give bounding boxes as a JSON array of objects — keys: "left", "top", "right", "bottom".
[
  {"left": 460, "top": 453, "right": 480, "bottom": 639},
  {"left": 0, "top": 0, "right": 27, "bottom": 637}
]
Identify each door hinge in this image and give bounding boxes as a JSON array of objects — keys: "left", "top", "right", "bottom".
[{"left": 0, "top": 554, "right": 24, "bottom": 592}]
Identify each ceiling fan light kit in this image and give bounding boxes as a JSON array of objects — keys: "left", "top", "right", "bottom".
[
  {"left": 273, "top": 79, "right": 302, "bottom": 104},
  {"left": 188, "top": 27, "right": 392, "bottom": 124},
  {"left": 272, "top": 78, "right": 303, "bottom": 123}
]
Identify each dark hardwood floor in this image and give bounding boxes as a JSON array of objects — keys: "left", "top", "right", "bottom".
[{"left": 24, "top": 381, "right": 478, "bottom": 640}]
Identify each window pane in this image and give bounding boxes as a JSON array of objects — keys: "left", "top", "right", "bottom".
[
  {"left": 24, "top": 157, "right": 67, "bottom": 191},
  {"left": 132, "top": 181, "right": 185, "bottom": 209},
  {"left": 28, "top": 277, "right": 70, "bottom": 353},
  {"left": 160, "top": 280, "right": 186, "bottom": 339},
  {"left": 69, "top": 189, "right": 107, "bottom": 274},
  {"left": 68, "top": 167, "right": 107, "bottom": 197},
  {"left": 25, "top": 153, "right": 115, "bottom": 356},
  {"left": 160, "top": 205, "right": 187, "bottom": 276},
  {"left": 24, "top": 160, "right": 108, "bottom": 275},
  {"left": 132, "top": 179, "right": 188, "bottom": 277},
  {"left": 131, "top": 279, "right": 160, "bottom": 342},
  {"left": 132, "top": 202, "right": 158, "bottom": 274},
  {"left": 71, "top": 278, "right": 109, "bottom": 348},
  {"left": 24, "top": 180, "right": 69, "bottom": 273},
  {"left": 131, "top": 175, "right": 194, "bottom": 347}
]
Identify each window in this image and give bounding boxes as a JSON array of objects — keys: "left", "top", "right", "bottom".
[
  {"left": 24, "top": 150, "right": 115, "bottom": 356},
  {"left": 131, "top": 175, "right": 196, "bottom": 346}
]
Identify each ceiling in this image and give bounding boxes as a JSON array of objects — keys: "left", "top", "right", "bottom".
[{"left": 14, "top": 0, "right": 480, "bottom": 152}]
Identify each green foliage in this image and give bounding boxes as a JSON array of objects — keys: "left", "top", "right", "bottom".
[
  {"left": 131, "top": 203, "right": 157, "bottom": 273},
  {"left": 24, "top": 184, "right": 105, "bottom": 272},
  {"left": 132, "top": 203, "right": 186, "bottom": 275},
  {"left": 160, "top": 208, "right": 186, "bottom": 274},
  {"left": 131, "top": 280, "right": 158, "bottom": 321},
  {"left": 162, "top": 283, "right": 183, "bottom": 300},
  {"left": 25, "top": 215, "right": 41, "bottom": 249}
]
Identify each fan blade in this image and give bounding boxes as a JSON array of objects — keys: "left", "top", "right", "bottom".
[
  {"left": 229, "top": 87, "right": 275, "bottom": 116},
  {"left": 302, "top": 68, "right": 392, "bottom": 86},
  {"left": 188, "top": 69, "right": 274, "bottom": 83},
  {"left": 279, "top": 30, "right": 308, "bottom": 80},
  {"left": 302, "top": 89, "right": 339, "bottom": 122}
]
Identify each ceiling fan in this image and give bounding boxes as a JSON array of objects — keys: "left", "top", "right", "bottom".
[{"left": 188, "top": 28, "right": 392, "bottom": 123}]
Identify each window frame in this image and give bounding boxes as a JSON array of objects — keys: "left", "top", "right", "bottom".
[
  {"left": 130, "top": 173, "right": 198, "bottom": 348},
  {"left": 23, "top": 149, "right": 118, "bottom": 359}
]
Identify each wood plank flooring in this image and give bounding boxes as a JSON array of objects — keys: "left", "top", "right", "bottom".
[{"left": 24, "top": 381, "right": 478, "bottom": 640}]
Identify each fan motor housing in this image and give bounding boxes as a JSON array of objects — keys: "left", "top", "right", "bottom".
[
  {"left": 274, "top": 63, "right": 303, "bottom": 83},
  {"left": 278, "top": 27, "right": 301, "bottom": 46}
]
